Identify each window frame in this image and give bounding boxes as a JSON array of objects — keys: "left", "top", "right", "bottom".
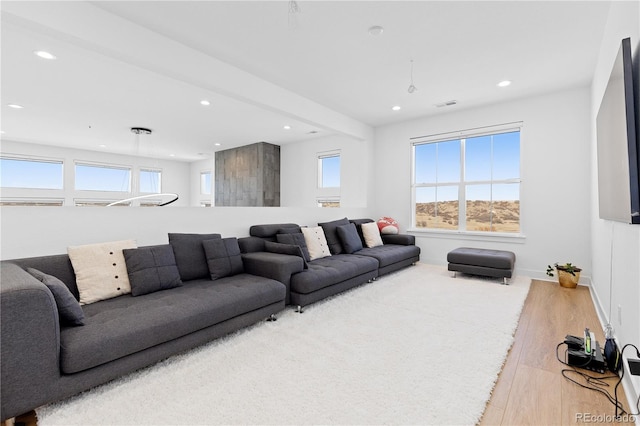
[
  {"left": 74, "top": 161, "right": 132, "bottom": 193},
  {"left": 317, "top": 151, "right": 341, "bottom": 189},
  {"left": 0, "top": 155, "right": 64, "bottom": 190},
  {"left": 410, "top": 122, "right": 524, "bottom": 238}
]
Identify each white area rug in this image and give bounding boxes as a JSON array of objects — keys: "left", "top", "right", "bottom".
[{"left": 36, "top": 264, "right": 530, "bottom": 425}]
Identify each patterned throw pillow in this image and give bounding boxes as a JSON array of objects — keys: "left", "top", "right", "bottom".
[
  {"left": 123, "top": 245, "right": 182, "bottom": 296},
  {"left": 68, "top": 239, "right": 137, "bottom": 305},
  {"left": 202, "top": 238, "right": 244, "bottom": 280},
  {"left": 301, "top": 226, "right": 332, "bottom": 261}
]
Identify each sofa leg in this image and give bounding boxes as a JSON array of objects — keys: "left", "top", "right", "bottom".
[
  {"left": 267, "top": 314, "right": 277, "bottom": 322},
  {"left": 372, "top": 276, "right": 377, "bottom": 281},
  {"left": 503, "top": 277, "right": 509, "bottom": 285},
  {"left": 452, "top": 271, "right": 457, "bottom": 278},
  {"left": 296, "top": 305, "right": 304, "bottom": 314}
]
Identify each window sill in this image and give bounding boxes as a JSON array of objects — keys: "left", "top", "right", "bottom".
[{"left": 407, "top": 228, "right": 526, "bottom": 244}]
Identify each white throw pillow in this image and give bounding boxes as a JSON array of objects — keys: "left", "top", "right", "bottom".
[
  {"left": 68, "top": 239, "right": 137, "bottom": 305},
  {"left": 361, "top": 222, "right": 384, "bottom": 248},
  {"left": 301, "top": 226, "right": 331, "bottom": 261}
]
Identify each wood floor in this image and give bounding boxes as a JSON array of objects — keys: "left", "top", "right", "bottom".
[
  {"left": 481, "top": 279, "right": 635, "bottom": 426},
  {"left": 2, "top": 279, "right": 635, "bottom": 426}
]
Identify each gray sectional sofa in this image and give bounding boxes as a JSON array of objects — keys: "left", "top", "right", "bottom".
[
  {"left": 0, "top": 218, "right": 419, "bottom": 421},
  {"left": 0, "top": 233, "right": 286, "bottom": 421},
  {"left": 239, "top": 218, "right": 421, "bottom": 310}
]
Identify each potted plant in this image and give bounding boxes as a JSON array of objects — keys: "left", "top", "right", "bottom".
[{"left": 546, "top": 263, "right": 582, "bottom": 288}]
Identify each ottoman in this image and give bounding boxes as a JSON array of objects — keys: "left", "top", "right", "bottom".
[{"left": 447, "top": 247, "right": 516, "bottom": 284}]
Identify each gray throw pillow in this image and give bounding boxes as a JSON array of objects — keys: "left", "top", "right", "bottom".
[
  {"left": 318, "top": 217, "right": 350, "bottom": 255},
  {"left": 26, "top": 267, "right": 85, "bottom": 326},
  {"left": 202, "top": 238, "right": 244, "bottom": 280},
  {"left": 276, "top": 233, "right": 311, "bottom": 262},
  {"left": 123, "top": 245, "right": 183, "bottom": 296},
  {"left": 265, "top": 241, "right": 309, "bottom": 269},
  {"left": 336, "top": 223, "right": 364, "bottom": 254},
  {"left": 168, "top": 233, "right": 221, "bottom": 281}
]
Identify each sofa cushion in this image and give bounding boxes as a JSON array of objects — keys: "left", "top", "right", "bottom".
[
  {"left": 290, "top": 254, "right": 378, "bottom": 295},
  {"left": 169, "top": 233, "right": 221, "bottom": 281},
  {"left": 301, "top": 227, "right": 332, "bottom": 261},
  {"left": 265, "top": 241, "right": 309, "bottom": 269},
  {"left": 336, "top": 223, "right": 363, "bottom": 254},
  {"left": 276, "top": 232, "right": 311, "bottom": 262},
  {"left": 26, "top": 267, "right": 85, "bottom": 326},
  {"left": 249, "top": 223, "right": 300, "bottom": 240},
  {"left": 318, "top": 217, "right": 350, "bottom": 254},
  {"left": 68, "top": 240, "right": 137, "bottom": 305},
  {"left": 202, "top": 238, "right": 244, "bottom": 280},
  {"left": 349, "top": 218, "right": 375, "bottom": 247},
  {"left": 361, "top": 222, "right": 384, "bottom": 248},
  {"left": 123, "top": 245, "right": 182, "bottom": 296},
  {"left": 357, "top": 245, "right": 421, "bottom": 268},
  {"left": 59, "top": 275, "right": 286, "bottom": 374}
]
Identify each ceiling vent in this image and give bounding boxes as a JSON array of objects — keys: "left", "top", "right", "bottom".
[{"left": 435, "top": 100, "right": 457, "bottom": 108}]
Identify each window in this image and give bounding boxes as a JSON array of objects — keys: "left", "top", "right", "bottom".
[
  {"left": 1, "top": 157, "right": 63, "bottom": 189},
  {"left": 0, "top": 198, "right": 64, "bottom": 206},
  {"left": 318, "top": 153, "right": 340, "bottom": 188},
  {"left": 412, "top": 124, "right": 521, "bottom": 233},
  {"left": 74, "top": 199, "right": 131, "bottom": 207},
  {"left": 317, "top": 198, "right": 340, "bottom": 208},
  {"left": 140, "top": 169, "right": 161, "bottom": 193},
  {"left": 201, "top": 171, "right": 212, "bottom": 195},
  {"left": 75, "top": 163, "right": 130, "bottom": 192}
]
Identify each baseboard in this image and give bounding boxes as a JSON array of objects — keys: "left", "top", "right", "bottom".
[{"left": 588, "top": 279, "right": 640, "bottom": 423}]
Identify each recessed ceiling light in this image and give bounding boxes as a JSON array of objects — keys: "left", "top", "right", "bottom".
[
  {"left": 392, "top": 105, "right": 401, "bottom": 111},
  {"left": 7, "top": 104, "right": 24, "bottom": 109},
  {"left": 214, "top": 143, "right": 221, "bottom": 146},
  {"left": 169, "top": 154, "right": 176, "bottom": 157},
  {"left": 368, "top": 25, "right": 384, "bottom": 36},
  {"left": 200, "top": 100, "right": 210, "bottom": 106},
  {"left": 283, "top": 125, "right": 291, "bottom": 130},
  {"left": 98, "top": 144, "right": 107, "bottom": 148},
  {"left": 34, "top": 50, "right": 56, "bottom": 60},
  {"left": 497, "top": 80, "right": 512, "bottom": 87}
]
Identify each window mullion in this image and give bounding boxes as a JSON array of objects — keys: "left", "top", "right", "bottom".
[{"left": 459, "top": 139, "right": 466, "bottom": 232}]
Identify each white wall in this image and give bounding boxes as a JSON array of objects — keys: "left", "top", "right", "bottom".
[
  {"left": 0, "top": 206, "right": 372, "bottom": 260},
  {"left": 374, "top": 87, "right": 592, "bottom": 280},
  {"left": 1, "top": 140, "right": 191, "bottom": 206},
  {"left": 589, "top": 0, "right": 640, "bottom": 405},
  {"left": 281, "top": 134, "right": 374, "bottom": 208}
]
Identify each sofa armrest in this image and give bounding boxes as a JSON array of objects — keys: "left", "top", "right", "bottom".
[
  {"left": 241, "top": 252, "right": 304, "bottom": 305},
  {"left": 382, "top": 234, "right": 415, "bottom": 246},
  {"left": 1, "top": 262, "right": 61, "bottom": 421}
]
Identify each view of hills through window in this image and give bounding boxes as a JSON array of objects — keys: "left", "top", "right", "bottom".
[{"left": 414, "top": 130, "right": 520, "bottom": 233}]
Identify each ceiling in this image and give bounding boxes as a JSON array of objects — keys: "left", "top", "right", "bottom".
[{"left": 1, "top": 1, "right": 610, "bottom": 161}]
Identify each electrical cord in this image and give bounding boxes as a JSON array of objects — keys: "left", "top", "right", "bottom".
[
  {"left": 614, "top": 343, "right": 640, "bottom": 419},
  {"left": 556, "top": 340, "right": 640, "bottom": 418}
]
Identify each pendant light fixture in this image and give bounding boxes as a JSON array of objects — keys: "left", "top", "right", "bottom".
[
  {"left": 408, "top": 59, "right": 418, "bottom": 94},
  {"left": 107, "top": 127, "right": 178, "bottom": 206}
]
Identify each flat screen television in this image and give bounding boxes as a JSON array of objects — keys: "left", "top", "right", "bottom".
[{"left": 596, "top": 37, "right": 640, "bottom": 224}]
